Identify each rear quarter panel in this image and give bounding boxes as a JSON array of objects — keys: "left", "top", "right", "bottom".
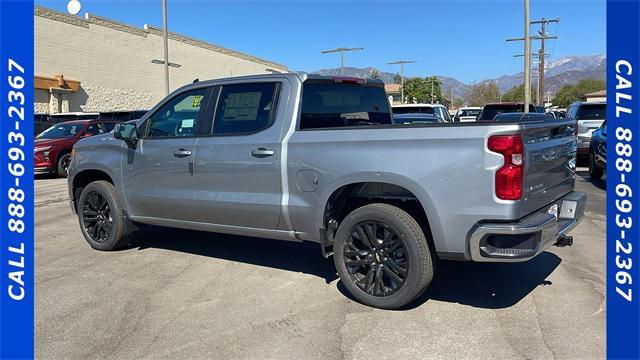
[{"left": 287, "top": 123, "right": 524, "bottom": 257}]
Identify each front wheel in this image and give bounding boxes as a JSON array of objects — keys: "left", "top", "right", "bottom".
[
  {"left": 56, "top": 153, "right": 72, "bottom": 178},
  {"left": 77, "top": 181, "right": 132, "bottom": 251},
  {"left": 333, "top": 203, "right": 434, "bottom": 309}
]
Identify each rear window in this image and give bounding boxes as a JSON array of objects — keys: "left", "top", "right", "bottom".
[
  {"left": 479, "top": 104, "right": 535, "bottom": 121},
  {"left": 458, "top": 109, "right": 481, "bottom": 117},
  {"left": 576, "top": 104, "right": 606, "bottom": 120},
  {"left": 392, "top": 106, "right": 435, "bottom": 115},
  {"left": 300, "top": 83, "right": 392, "bottom": 129}
]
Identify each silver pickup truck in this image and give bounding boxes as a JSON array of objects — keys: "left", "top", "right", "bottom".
[{"left": 68, "top": 73, "right": 586, "bottom": 309}]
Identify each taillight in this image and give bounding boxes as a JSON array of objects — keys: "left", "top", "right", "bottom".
[{"left": 488, "top": 135, "right": 524, "bottom": 200}]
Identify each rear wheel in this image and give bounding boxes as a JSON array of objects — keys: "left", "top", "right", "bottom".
[
  {"left": 56, "top": 153, "right": 72, "bottom": 178},
  {"left": 333, "top": 203, "right": 434, "bottom": 309},
  {"left": 589, "top": 151, "right": 603, "bottom": 180},
  {"left": 78, "top": 181, "right": 132, "bottom": 251}
]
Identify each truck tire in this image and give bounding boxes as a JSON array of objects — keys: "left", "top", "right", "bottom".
[
  {"left": 56, "top": 153, "right": 72, "bottom": 178},
  {"left": 77, "top": 180, "right": 133, "bottom": 251},
  {"left": 588, "top": 152, "right": 603, "bottom": 180},
  {"left": 333, "top": 203, "right": 434, "bottom": 309}
]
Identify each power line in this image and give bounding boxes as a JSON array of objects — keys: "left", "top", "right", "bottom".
[{"left": 321, "top": 47, "right": 364, "bottom": 76}]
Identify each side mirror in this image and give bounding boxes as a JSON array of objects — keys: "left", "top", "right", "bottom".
[{"left": 114, "top": 122, "right": 138, "bottom": 148}]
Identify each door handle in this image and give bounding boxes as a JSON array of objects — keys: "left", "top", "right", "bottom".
[
  {"left": 173, "top": 149, "right": 192, "bottom": 157},
  {"left": 251, "top": 148, "right": 275, "bottom": 157}
]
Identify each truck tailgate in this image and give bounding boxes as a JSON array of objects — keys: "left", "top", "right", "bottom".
[{"left": 520, "top": 120, "right": 577, "bottom": 216}]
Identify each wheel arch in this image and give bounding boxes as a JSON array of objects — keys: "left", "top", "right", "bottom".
[
  {"left": 71, "top": 168, "right": 115, "bottom": 211},
  {"left": 318, "top": 173, "right": 444, "bottom": 256}
]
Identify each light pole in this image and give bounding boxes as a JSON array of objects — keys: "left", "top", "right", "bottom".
[
  {"left": 321, "top": 47, "right": 364, "bottom": 76},
  {"left": 388, "top": 60, "right": 417, "bottom": 104},
  {"left": 161, "top": 0, "right": 170, "bottom": 95}
]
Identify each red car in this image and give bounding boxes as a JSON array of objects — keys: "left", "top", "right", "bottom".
[{"left": 35, "top": 119, "right": 120, "bottom": 177}]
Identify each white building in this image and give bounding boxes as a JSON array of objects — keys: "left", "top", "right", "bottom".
[{"left": 34, "top": 6, "right": 287, "bottom": 114}]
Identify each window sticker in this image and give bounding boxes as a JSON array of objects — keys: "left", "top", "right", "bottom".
[
  {"left": 181, "top": 119, "right": 194, "bottom": 128},
  {"left": 192, "top": 95, "right": 203, "bottom": 108},
  {"left": 222, "top": 92, "right": 262, "bottom": 121}
]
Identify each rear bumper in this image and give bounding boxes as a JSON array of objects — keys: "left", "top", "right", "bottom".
[{"left": 468, "top": 191, "right": 587, "bottom": 262}]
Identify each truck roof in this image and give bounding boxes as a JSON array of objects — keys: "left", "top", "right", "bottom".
[{"left": 173, "top": 72, "right": 385, "bottom": 93}]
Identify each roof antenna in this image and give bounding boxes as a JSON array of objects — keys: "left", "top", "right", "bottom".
[{"left": 193, "top": 78, "right": 199, "bottom": 83}]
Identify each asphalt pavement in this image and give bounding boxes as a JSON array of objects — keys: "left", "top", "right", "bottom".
[{"left": 35, "top": 168, "right": 606, "bottom": 359}]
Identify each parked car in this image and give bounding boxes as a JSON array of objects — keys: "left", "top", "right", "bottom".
[
  {"left": 589, "top": 121, "right": 607, "bottom": 180},
  {"left": 68, "top": 73, "right": 585, "bottom": 309},
  {"left": 99, "top": 110, "right": 149, "bottom": 122},
  {"left": 392, "top": 103, "right": 452, "bottom": 123},
  {"left": 34, "top": 112, "right": 100, "bottom": 135},
  {"left": 453, "top": 107, "right": 482, "bottom": 122},
  {"left": 566, "top": 101, "right": 606, "bottom": 158},
  {"left": 35, "top": 119, "right": 121, "bottom": 177},
  {"left": 34, "top": 111, "right": 148, "bottom": 135},
  {"left": 393, "top": 113, "right": 441, "bottom": 125},
  {"left": 477, "top": 102, "right": 539, "bottom": 122},
  {"left": 552, "top": 109, "right": 566, "bottom": 119},
  {"left": 492, "top": 112, "right": 556, "bottom": 123}
]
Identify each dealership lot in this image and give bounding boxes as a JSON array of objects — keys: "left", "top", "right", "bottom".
[{"left": 36, "top": 170, "right": 605, "bottom": 360}]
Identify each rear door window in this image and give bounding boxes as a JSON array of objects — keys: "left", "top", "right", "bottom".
[
  {"left": 212, "top": 83, "right": 278, "bottom": 135},
  {"left": 300, "top": 83, "right": 392, "bottom": 129},
  {"left": 576, "top": 104, "right": 606, "bottom": 120}
]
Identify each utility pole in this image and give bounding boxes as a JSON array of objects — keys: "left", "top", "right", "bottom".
[
  {"left": 523, "top": 0, "right": 530, "bottom": 113},
  {"left": 530, "top": 17, "right": 559, "bottom": 106},
  {"left": 321, "top": 47, "right": 364, "bottom": 76},
  {"left": 161, "top": 0, "right": 170, "bottom": 95},
  {"left": 508, "top": 14, "right": 559, "bottom": 109},
  {"left": 387, "top": 60, "right": 417, "bottom": 104},
  {"left": 431, "top": 79, "right": 434, "bottom": 103}
]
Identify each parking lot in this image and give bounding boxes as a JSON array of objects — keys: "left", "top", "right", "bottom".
[{"left": 35, "top": 169, "right": 605, "bottom": 360}]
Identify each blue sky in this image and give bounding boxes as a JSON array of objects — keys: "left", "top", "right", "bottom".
[{"left": 36, "top": 0, "right": 606, "bottom": 83}]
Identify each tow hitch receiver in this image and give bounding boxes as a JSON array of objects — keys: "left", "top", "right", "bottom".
[{"left": 555, "top": 235, "right": 574, "bottom": 247}]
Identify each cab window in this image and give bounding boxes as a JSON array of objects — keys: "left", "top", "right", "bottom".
[
  {"left": 146, "top": 88, "right": 206, "bottom": 138},
  {"left": 212, "top": 83, "right": 278, "bottom": 135}
]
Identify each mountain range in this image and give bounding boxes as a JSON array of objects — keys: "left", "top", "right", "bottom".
[{"left": 313, "top": 54, "right": 606, "bottom": 99}]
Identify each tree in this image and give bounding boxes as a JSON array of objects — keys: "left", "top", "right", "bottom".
[
  {"left": 403, "top": 76, "right": 445, "bottom": 104},
  {"left": 369, "top": 69, "right": 380, "bottom": 80},
  {"left": 393, "top": 73, "right": 402, "bottom": 84},
  {"left": 501, "top": 84, "right": 538, "bottom": 103},
  {"left": 452, "top": 98, "right": 464, "bottom": 109},
  {"left": 465, "top": 81, "right": 500, "bottom": 106},
  {"left": 403, "top": 77, "right": 429, "bottom": 103},
  {"left": 552, "top": 79, "right": 606, "bottom": 107}
]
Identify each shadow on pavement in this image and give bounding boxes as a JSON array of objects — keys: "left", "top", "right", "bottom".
[
  {"left": 416, "top": 252, "right": 561, "bottom": 309},
  {"left": 132, "top": 226, "right": 339, "bottom": 284},
  {"left": 132, "top": 226, "right": 561, "bottom": 310},
  {"left": 576, "top": 169, "right": 605, "bottom": 191},
  {"left": 35, "top": 173, "right": 59, "bottom": 180},
  {"left": 337, "top": 251, "right": 561, "bottom": 310}
]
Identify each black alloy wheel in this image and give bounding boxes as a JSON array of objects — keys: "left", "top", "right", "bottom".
[
  {"left": 344, "top": 221, "right": 409, "bottom": 297},
  {"left": 81, "top": 191, "right": 113, "bottom": 243},
  {"left": 57, "top": 153, "right": 72, "bottom": 177},
  {"left": 333, "top": 203, "right": 434, "bottom": 309}
]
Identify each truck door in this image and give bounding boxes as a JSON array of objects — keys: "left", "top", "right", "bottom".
[
  {"left": 194, "top": 81, "right": 288, "bottom": 230},
  {"left": 122, "top": 87, "right": 211, "bottom": 221}
]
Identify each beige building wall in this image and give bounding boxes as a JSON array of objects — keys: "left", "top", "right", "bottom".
[{"left": 34, "top": 6, "right": 287, "bottom": 113}]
